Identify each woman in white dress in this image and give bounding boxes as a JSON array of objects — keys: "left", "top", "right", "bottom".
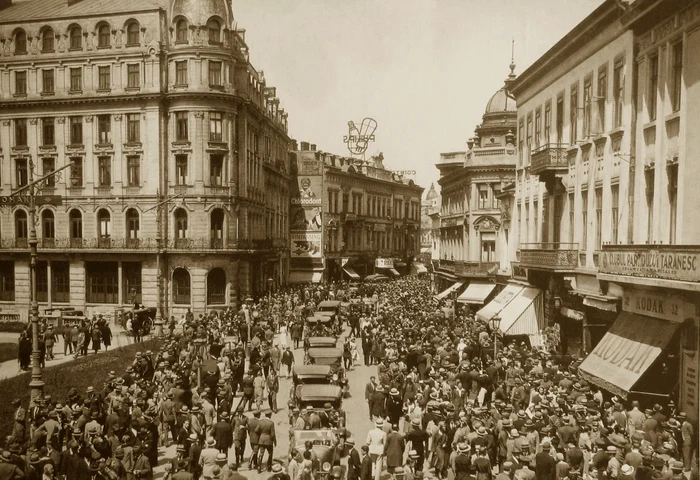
[{"left": 278, "top": 318, "right": 288, "bottom": 348}]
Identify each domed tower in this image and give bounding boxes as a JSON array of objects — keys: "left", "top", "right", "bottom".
[
  {"left": 170, "top": 0, "right": 234, "bottom": 42},
  {"left": 468, "top": 63, "right": 518, "bottom": 150}
]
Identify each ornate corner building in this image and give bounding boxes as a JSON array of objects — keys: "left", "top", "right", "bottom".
[{"left": 0, "top": 0, "right": 291, "bottom": 321}]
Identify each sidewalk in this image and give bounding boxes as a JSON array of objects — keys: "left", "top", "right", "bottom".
[{"left": 0, "top": 325, "right": 140, "bottom": 381}]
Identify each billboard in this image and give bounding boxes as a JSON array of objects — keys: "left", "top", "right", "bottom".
[
  {"left": 291, "top": 163, "right": 323, "bottom": 261},
  {"left": 291, "top": 232, "right": 322, "bottom": 258}
]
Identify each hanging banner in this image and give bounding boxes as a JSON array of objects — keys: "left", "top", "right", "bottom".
[{"left": 681, "top": 348, "right": 698, "bottom": 419}]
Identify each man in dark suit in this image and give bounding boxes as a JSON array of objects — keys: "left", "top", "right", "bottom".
[
  {"left": 171, "top": 459, "right": 195, "bottom": 480},
  {"left": 212, "top": 412, "right": 233, "bottom": 453},
  {"left": 360, "top": 445, "right": 373, "bottom": 480},
  {"left": 255, "top": 410, "right": 276, "bottom": 472},
  {"left": 347, "top": 438, "right": 362, "bottom": 480},
  {"left": 247, "top": 411, "right": 261, "bottom": 470},
  {"left": 364, "top": 377, "right": 376, "bottom": 421},
  {"left": 535, "top": 442, "right": 557, "bottom": 480}
]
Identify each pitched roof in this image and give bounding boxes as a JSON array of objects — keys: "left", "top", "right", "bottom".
[{"left": 0, "top": 0, "right": 165, "bottom": 24}]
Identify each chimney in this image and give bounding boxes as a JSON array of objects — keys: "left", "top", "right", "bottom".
[
  {"left": 300, "top": 141, "right": 310, "bottom": 151},
  {"left": 0, "top": 0, "right": 12, "bottom": 9},
  {"left": 291, "top": 139, "right": 298, "bottom": 151},
  {"left": 310, "top": 144, "right": 316, "bottom": 152}
]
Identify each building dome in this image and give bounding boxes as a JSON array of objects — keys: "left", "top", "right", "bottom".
[
  {"left": 484, "top": 87, "right": 516, "bottom": 115},
  {"left": 170, "top": 0, "right": 233, "bottom": 29}
]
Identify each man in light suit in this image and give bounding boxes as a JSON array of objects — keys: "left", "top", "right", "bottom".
[{"left": 256, "top": 410, "right": 276, "bottom": 472}]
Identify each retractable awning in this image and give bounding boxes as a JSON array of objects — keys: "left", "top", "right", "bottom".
[
  {"left": 434, "top": 281, "right": 465, "bottom": 300},
  {"left": 578, "top": 312, "right": 681, "bottom": 398},
  {"left": 342, "top": 266, "right": 361, "bottom": 280},
  {"left": 476, "top": 284, "right": 523, "bottom": 322},
  {"left": 387, "top": 268, "right": 400, "bottom": 277},
  {"left": 413, "top": 263, "right": 428, "bottom": 274},
  {"left": 457, "top": 281, "right": 497, "bottom": 304},
  {"left": 497, "top": 286, "right": 542, "bottom": 337}
]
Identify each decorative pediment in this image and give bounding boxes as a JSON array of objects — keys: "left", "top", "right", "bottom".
[{"left": 473, "top": 215, "right": 500, "bottom": 232}]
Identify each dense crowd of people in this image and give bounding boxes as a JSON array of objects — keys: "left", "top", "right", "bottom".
[{"left": 0, "top": 275, "right": 698, "bottom": 480}]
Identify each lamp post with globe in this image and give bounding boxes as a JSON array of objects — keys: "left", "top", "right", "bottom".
[{"left": 490, "top": 315, "right": 501, "bottom": 360}]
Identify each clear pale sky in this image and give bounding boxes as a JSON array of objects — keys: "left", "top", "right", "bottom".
[{"left": 234, "top": 0, "right": 603, "bottom": 194}]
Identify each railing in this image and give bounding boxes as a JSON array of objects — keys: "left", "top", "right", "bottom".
[
  {"left": 439, "top": 259, "right": 455, "bottom": 272},
  {"left": 454, "top": 261, "right": 498, "bottom": 276},
  {"left": 530, "top": 143, "right": 568, "bottom": 175},
  {"left": 519, "top": 242, "right": 579, "bottom": 269}
]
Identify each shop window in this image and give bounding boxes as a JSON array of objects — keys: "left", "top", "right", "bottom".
[
  {"left": 0, "top": 261, "right": 15, "bottom": 301},
  {"left": 172, "top": 268, "right": 190, "bottom": 305},
  {"left": 86, "top": 261, "right": 118, "bottom": 303},
  {"left": 123, "top": 262, "right": 142, "bottom": 305},
  {"left": 207, "top": 268, "right": 226, "bottom": 305}
]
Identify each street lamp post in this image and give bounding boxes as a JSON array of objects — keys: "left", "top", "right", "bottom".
[
  {"left": 10, "top": 160, "right": 74, "bottom": 404},
  {"left": 267, "top": 277, "right": 273, "bottom": 303},
  {"left": 490, "top": 315, "right": 501, "bottom": 360}
]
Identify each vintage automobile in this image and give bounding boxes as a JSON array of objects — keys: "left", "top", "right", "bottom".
[
  {"left": 306, "top": 336, "right": 338, "bottom": 349},
  {"left": 306, "top": 315, "right": 338, "bottom": 334},
  {"left": 290, "top": 429, "right": 343, "bottom": 476},
  {"left": 305, "top": 347, "right": 348, "bottom": 395},
  {"left": 317, "top": 300, "right": 342, "bottom": 318},
  {"left": 364, "top": 274, "right": 390, "bottom": 283},
  {"left": 292, "top": 365, "right": 333, "bottom": 386},
  {"left": 296, "top": 384, "right": 346, "bottom": 428}
]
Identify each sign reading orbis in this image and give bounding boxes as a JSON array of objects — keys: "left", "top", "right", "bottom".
[{"left": 600, "top": 248, "right": 700, "bottom": 283}]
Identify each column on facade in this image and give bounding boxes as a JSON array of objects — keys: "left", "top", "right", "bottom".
[
  {"left": 117, "top": 261, "right": 123, "bottom": 306},
  {"left": 46, "top": 261, "right": 53, "bottom": 309}
]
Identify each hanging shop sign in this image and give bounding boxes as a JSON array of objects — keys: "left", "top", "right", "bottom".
[
  {"left": 375, "top": 258, "right": 394, "bottom": 269},
  {"left": 600, "top": 248, "right": 700, "bottom": 283},
  {"left": 622, "top": 290, "right": 691, "bottom": 323},
  {"left": 681, "top": 348, "right": 698, "bottom": 419}
]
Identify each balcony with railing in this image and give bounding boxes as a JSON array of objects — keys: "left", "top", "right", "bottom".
[
  {"left": 518, "top": 242, "right": 579, "bottom": 271},
  {"left": 0, "top": 237, "right": 250, "bottom": 252},
  {"left": 530, "top": 143, "right": 568, "bottom": 179},
  {"left": 454, "top": 260, "right": 499, "bottom": 277}
]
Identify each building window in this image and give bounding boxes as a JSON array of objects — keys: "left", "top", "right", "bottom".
[
  {"left": 122, "top": 262, "right": 142, "bottom": 305},
  {"left": 207, "top": 268, "right": 226, "bottom": 305},
  {"left": 556, "top": 95, "right": 564, "bottom": 145},
  {"left": 97, "top": 114, "right": 111, "bottom": 144},
  {"left": 52, "top": 261, "right": 70, "bottom": 303},
  {"left": 175, "top": 154, "right": 188, "bottom": 185},
  {"left": 210, "top": 112, "right": 223, "bottom": 141},
  {"left": 70, "top": 157, "right": 83, "bottom": 186},
  {"left": 211, "top": 209, "right": 224, "bottom": 248},
  {"left": 15, "top": 70, "right": 27, "bottom": 95},
  {"left": 15, "top": 119, "right": 27, "bottom": 147},
  {"left": 126, "top": 22, "right": 140, "bottom": 45},
  {"left": 518, "top": 119, "right": 524, "bottom": 163},
  {"left": 209, "top": 61, "right": 222, "bottom": 86},
  {"left": 172, "top": 268, "right": 191, "bottom": 305},
  {"left": 69, "top": 27, "right": 82, "bottom": 49},
  {"left": 668, "top": 163, "right": 678, "bottom": 244},
  {"left": 174, "top": 208, "right": 188, "bottom": 239},
  {"left": 15, "top": 30, "right": 27, "bottom": 54},
  {"left": 613, "top": 58, "right": 624, "bottom": 128},
  {"left": 41, "top": 210, "right": 55, "bottom": 240},
  {"left": 175, "top": 112, "right": 188, "bottom": 140},
  {"left": 207, "top": 19, "right": 221, "bottom": 44},
  {"left": 42, "top": 69, "right": 54, "bottom": 94},
  {"left": 98, "top": 157, "right": 111, "bottom": 187},
  {"left": 70, "top": 117, "right": 82, "bottom": 145},
  {"left": 86, "top": 261, "right": 118, "bottom": 304},
  {"left": 570, "top": 84, "right": 578, "bottom": 144},
  {"left": 98, "top": 66, "right": 110, "bottom": 90},
  {"left": 544, "top": 101, "right": 551, "bottom": 144},
  {"left": 583, "top": 75, "right": 592, "bottom": 139},
  {"left": 97, "top": 209, "right": 111, "bottom": 238},
  {"left": 69, "top": 209, "right": 82, "bottom": 240},
  {"left": 671, "top": 41, "right": 683, "bottom": 113},
  {"left": 176, "top": 19, "right": 188, "bottom": 43},
  {"left": 42, "top": 28, "right": 54, "bottom": 52},
  {"left": 36, "top": 262, "right": 48, "bottom": 302},
  {"left": 210, "top": 154, "right": 223, "bottom": 186},
  {"left": 15, "top": 210, "right": 28, "bottom": 240},
  {"left": 42, "top": 158, "right": 55, "bottom": 187},
  {"left": 98, "top": 25, "right": 111, "bottom": 47},
  {"left": 15, "top": 158, "right": 28, "bottom": 187},
  {"left": 175, "top": 61, "right": 187, "bottom": 85},
  {"left": 645, "top": 168, "right": 654, "bottom": 242},
  {"left": 125, "top": 208, "right": 139, "bottom": 239},
  {"left": 581, "top": 190, "right": 588, "bottom": 250},
  {"left": 69, "top": 67, "right": 82, "bottom": 92},
  {"left": 127, "top": 64, "right": 140, "bottom": 88},
  {"left": 0, "top": 262, "right": 15, "bottom": 302},
  {"left": 611, "top": 184, "right": 619, "bottom": 245},
  {"left": 42, "top": 118, "right": 54, "bottom": 146},
  {"left": 568, "top": 193, "right": 575, "bottom": 244},
  {"left": 535, "top": 108, "right": 542, "bottom": 148},
  {"left": 526, "top": 114, "right": 533, "bottom": 152},
  {"left": 597, "top": 66, "right": 607, "bottom": 133},
  {"left": 481, "top": 237, "right": 495, "bottom": 263},
  {"left": 127, "top": 156, "right": 140, "bottom": 186},
  {"left": 646, "top": 55, "right": 658, "bottom": 121},
  {"left": 478, "top": 185, "right": 489, "bottom": 210},
  {"left": 126, "top": 113, "right": 140, "bottom": 143},
  {"left": 595, "top": 187, "right": 602, "bottom": 250}
]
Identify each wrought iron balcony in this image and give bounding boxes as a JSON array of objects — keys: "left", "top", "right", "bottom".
[
  {"left": 454, "top": 261, "right": 499, "bottom": 277},
  {"left": 518, "top": 242, "right": 579, "bottom": 271},
  {"left": 530, "top": 143, "right": 568, "bottom": 177}
]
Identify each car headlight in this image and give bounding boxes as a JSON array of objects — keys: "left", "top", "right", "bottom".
[
  {"left": 323, "top": 462, "right": 331, "bottom": 472},
  {"left": 332, "top": 374, "right": 339, "bottom": 381}
]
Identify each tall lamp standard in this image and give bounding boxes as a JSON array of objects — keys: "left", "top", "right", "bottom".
[
  {"left": 9, "top": 159, "right": 75, "bottom": 404},
  {"left": 490, "top": 315, "right": 501, "bottom": 361},
  {"left": 267, "top": 277, "right": 273, "bottom": 302}
]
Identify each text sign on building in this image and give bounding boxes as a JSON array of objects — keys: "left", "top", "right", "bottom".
[
  {"left": 622, "top": 291, "right": 691, "bottom": 323},
  {"left": 375, "top": 258, "right": 394, "bottom": 269},
  {"left": 0, "top": 195, "right": 62, "bottom": 206},
  {"left": 681, "top": 348, "right": 698, "bottom": 419},
  {"left": 343, "top": 118, "right": 377, "bottom": 156},
  {"left": 600, "top": 249, "right": 700, "bottom": 283}
]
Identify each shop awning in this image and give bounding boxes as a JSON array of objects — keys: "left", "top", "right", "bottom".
[
  {"left": 434, "top": 281, "right": 465, "bottom": 300},
  {"left": 420, "top": 247, "right": 431, "bottom": 253},
  {"left": 457, "top": 281, "right": 497, "bottom": 304},
  {"left": 476, "top": 284, "right": 523, "bottom": 322},
  {"left": 437, "top": 271, "right": 458, "bottom": 281},
  {"left": 387, "top": 268, "right": 400, "bottom": 277},
  {"left": 342, "top": 266, "right": 361, "bottom": 280},
  {"left": 289, "top": 271, "right": 323, "bottom": 284},
  {"left": 497, "top": 286, "right": 542, "bottom": 337},
  {"left": 413, "top": 263, "right": 428, "bottom": 274},
  {"left": 578, "top": 312, "right": 682, "bottom": 398}
]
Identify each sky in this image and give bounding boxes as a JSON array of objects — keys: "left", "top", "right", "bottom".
[{"left": 234, "top": 0, "right": 603, "bottom": 196}]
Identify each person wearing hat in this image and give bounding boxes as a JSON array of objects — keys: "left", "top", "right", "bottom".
[
  {"left": 405, "top": 417, "right": 429, "bottom": 471},
  {"left": 535, "top": 442, "right": 556, "bottom": 480},
  {"left": 347, "top": 438, "right": 362, "bottom": 480},
  {"left": 384, "top": 423, "right": 405, "bottom": 472},
  {"left": 256, "top": 410, "right": 276, "bottom": 472},
  {"left": 678, "top": 412, "right": 694, "bottom": 472},
  {"left": 200, "top": 437, "right": 220, "bottom": 478},
  {"left": 366, "top": 419, "right": 387, "bottom": 480},
  {"left": 132, "top": 444, "right": 152, "bottom": 480},
  {"left": 386, "top": 388, "right": 403, "bottom": 427},
  {"left": 212, "top": 411, "right": 233, "bottom": 454}
]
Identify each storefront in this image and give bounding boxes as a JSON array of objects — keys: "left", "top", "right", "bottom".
[
  {"left": 456, "top": 280, "right": 497, "bottom": 316},
  {"left": 476, "top": 283, "right": 544, "bottom": 347},
  {"left": 435, "top": 281, "right": 465, "bottom": 301}
]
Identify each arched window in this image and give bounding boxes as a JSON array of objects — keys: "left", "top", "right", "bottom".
[
  {"left": 174, "top": 208, "right": 188, "bottom": 239},
  {"left": 125, "top": 208, "right": 139, "bottom": 242},
  {"left": 69, "top": 209, "right": 82, "bottom": 246},
  {"left": 41, "top": 210, "right": 55, "bottom": 247},
  {"left": 97, "top": 24, "right": 111, "bottom": 47},
  {"left": 97, "top": 209, "right": 111, "bottom": 240},
  {"left": 42, "top": 28, "right": 55, "bottom": 52},
  {"left": 211, "top": 208, "right": 224, "bottom": 248},
  {"left": 69, "top": 26, "right": 82, "bottom": 50},
  {"left": 14, "top": 30, "right": 27, "bottom": 54},
  {"left": 15, "top": 210, "right": 27, "bottom": 244},
  {"left": 126, "top": 22, "right": 140, "bottom": 45},
  {"left": 207, "top": 268, "right": 226, "bottom": 305},
  {"left": 175, "top": 19, "right": 188, "bottom": 43},
  {"left": 207, "top": 19, "right": 221, "bottom": 44},
  {"left": 172, "top": 268, "right": 190, "bottom": 305}
]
